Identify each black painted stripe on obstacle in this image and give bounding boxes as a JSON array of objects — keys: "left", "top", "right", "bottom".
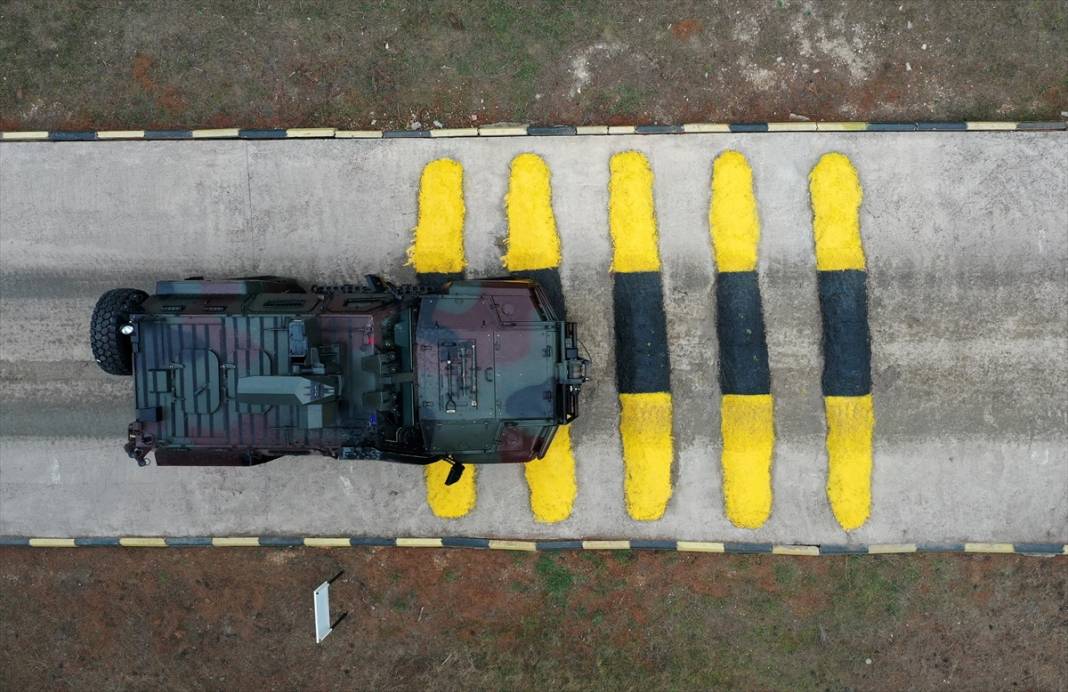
[
  {"left": 350, "top": 536, "right": 397, "bottom": 547},
  {"left": 819, "top": 544, "right": 868, "bottom": 555},
  {"left": 724, "top": 542, "right": 774, "bottom": 554},
  {"left": 0, "top": 536, "right": 30, "bottom": 546},
  {"left": 49, "top": 131, "right": 97, "bottom": 141},
  {"left": 383, "top": 129, "right": 432, "bottom": 138},
  {"left": 259, "top": 536, "right": 304, "bottom": 547},
  {"left": 635, "top": 124, "right": 684, "bottom": 135},
  {"left": 818, "top": 270, "right": 872, "bottom": 397},
  {"left": 144, "top": 130, "right": 193, "bottom": 140},
  {"left": 442, "top": 536, "right": 490, "bottom": 549},
  {"left": 630, "top": 539, "right": 678, "bottom": 550},
  {"left": 536, "top": 540, "right": 584, "bottom": 551},
  {"left": 238, "top": 129, "right": 287, "bottom": 139},
  {"left": 415, "top": 272, "right": 464, "bottom": 292},
  {"left": 527, "top": 125, "right": 577, "bottom": 136},
  {"left": 1013, "top": 543, "right": 1062, "bottom": 555},
  {"left": 729, "top": 123, "right": 769, "bottom": 133},
  {"left": 868, "top": 122, "right": 918, "bottom": 131},
  {"left": 511, "top": 268, "right": 566, "bottom": 321},
  {"left": 613, "top": 271, "right": 671, "bottom": 394},
  {"left": 74, "top": 537, "right": 121, "bottom": 546},
  {"left": 716, "top": 271, "right": 771, "bottom": 395},
  {"left": 165, "top": 536, "right": 213, "bottom": 546},
  {"left": 915, "top": 122, "right": 967, "bottom": 131},
  {"left": 917, "top": 543, "right": 966, "bottom": 553}
]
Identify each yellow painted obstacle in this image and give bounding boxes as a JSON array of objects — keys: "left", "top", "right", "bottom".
[
  {"left": 608, "top": 152, "right": 662, "bottom": 273},
  {"left": 424, "top": 460, "right": 478, "bottom": 519},
  {"left": 504, "top": 153, "right": 562, "bottom": 271},
  {"left": 504, "top": 152, "right": 577, "bottom": 523},
  {"left": 810, "top": 153, "right": 866, "bottom": 272},
  {"left": 709, "top": 150, "right": 760, "bottom": 273},
  {"left": 709, "top": 150, "right": 776, "bottom": 529},
  {"left": 809, "top": 152, "right": 874, "bottom": 531},
  {"left": 410, "top": 158, "right": 477, "bottom": 519},
  {"left": 618, "top": 391, "right": 674, "bottom": 520},
  {"left": 408, "top": 158, "right": 466, "bottom": 274},
  {"left": 609, "top": 151, "right": 674, "bottom": 521},
  {"left": 824, "top": 395, "right": 875, "bottom": 530},
  {"left": 523, "top": 426, "right": 577, "bottom": 523},
  {"left": 719, "top": 394, "right": 775, "bottom": 528}
]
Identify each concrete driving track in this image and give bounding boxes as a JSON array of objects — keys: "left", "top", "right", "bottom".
[{"left": 0, "top": 131, "right": 1065, "bottom": 543}]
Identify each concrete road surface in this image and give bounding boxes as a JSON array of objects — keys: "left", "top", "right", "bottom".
[{"left": 1, "top": 132, "right": 1065, "bottom": 543}]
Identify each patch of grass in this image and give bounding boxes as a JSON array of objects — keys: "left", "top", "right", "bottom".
[
  {"left": 3, "top": 0, "right": 1065, "bottom": 130},
  {"left": 535, "top": 554, "right": 574, "bottom": 604},
  {"left": 830, "top": 557, "right": 920, "bottom": 620},
  {"left": 611, "top": 85, "right": 644, "bottom": 116},
  {"left": 4, "top": 549, "right": 1065, "bottom": 690},
  {"left": 580, "top": 551, "right": 607, "bottom": 573},
  {"left": 773, "top": 560, "right": 797, "bottom": 588},
  {"left": 748, "top": 589, "right": 784, "bottom": 616}
]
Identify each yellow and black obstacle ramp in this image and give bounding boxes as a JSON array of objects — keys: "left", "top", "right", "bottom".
[
  {"left": 408, "top": 158, "right": 477, "bottom": 518},
  {"left": 608, "top": 151, "right": 674, "bottom": 521},
  {"left": 809, "top": 153, "right": 875, "bottom": 531},
  {"left": 409, "top": 155, "right": 578, "bottom": 522},
  {"left": 503, "top": 152, "right": 577, "bottom": 523},
  {"left": 708, "top": 151, "right": 775, "bottom": 529}
]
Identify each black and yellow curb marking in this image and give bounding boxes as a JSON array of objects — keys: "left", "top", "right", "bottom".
[
  {"left": 609, "top": 151, "right": 674, "bottom": 521},
  {"left": 503, "top": 152, "right": 577, "bottom": 524},
  {"left": 809, "top": 153, "right": 874, "bottom": 532},
  {"left": 408, "top": 158, "right": 478, "bottom": 519},
  {"left": 3, "top": 121, "right": 1063, "bottom": 142},
  {"left": 709, "top": 151, "right": 775, "bottom": 529},
  {"left": 3, "top": 536, "right": 1063, "bottom": 555}
]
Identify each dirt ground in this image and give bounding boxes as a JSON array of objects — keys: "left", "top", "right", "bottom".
[
  {"left": 1, "top": 548, "right": 1065, "bottom": 691},
  {"left": 1, "top": 1, "right": 1067, "bottom": 690},
  {"left": 1, "top": 0, "right": 1066, "bottom": 130}
]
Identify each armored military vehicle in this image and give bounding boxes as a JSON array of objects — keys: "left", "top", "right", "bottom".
[{"left": 91, "top": 276, "right": 588, "bottom": 484}]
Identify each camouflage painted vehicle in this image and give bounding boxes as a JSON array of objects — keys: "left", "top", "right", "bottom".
[{"left": 90, "top": 275, "right": 589, "bottom": 483}]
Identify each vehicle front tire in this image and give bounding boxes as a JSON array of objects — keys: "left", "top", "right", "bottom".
[{"left": 90, "top": 288, "right": 148, "bottom": 375}]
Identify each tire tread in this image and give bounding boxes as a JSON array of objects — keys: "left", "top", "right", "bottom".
[{"left": 90, "top": 288, "right": 148, "bottom": 375}]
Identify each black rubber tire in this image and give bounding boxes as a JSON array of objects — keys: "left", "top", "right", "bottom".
[{"left": 90, "top": 288, "right": 148, "bottom": 376}]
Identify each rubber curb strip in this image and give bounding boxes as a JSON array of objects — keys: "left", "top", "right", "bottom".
[
  {"left": 2, "top": 121, "right": 1065, "bottom": 141},
  {"left": 0, "top": 536, "right": 1064, "bottom": 556}
]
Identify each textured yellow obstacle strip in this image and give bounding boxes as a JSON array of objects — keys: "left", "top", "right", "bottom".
[
  {"left": 408, "top": 158, "right": 467, "bottom": 277},
  {"left": 409, "top": 158, "right": 477, "bottom": 519},
  {"left": 809, "top": 153, "right": 875, "bottom": 531},
  {"left": 609, "top": 151, "right": 674, "bottom": 521},
  {"left": 424, "top": 460, "right": 477, "bottom": 518},
  {"left": 503, "top": 153, "right": 577, "bottom": 523},
  {"left": 709, "top": 151, "right": 776, "bottom": 529},
  {"left": 503, "top": 153, "right": 562, "bottom": 270},
  {"left": 521, "top": 426, "right": 576, "bottom": 523}
]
